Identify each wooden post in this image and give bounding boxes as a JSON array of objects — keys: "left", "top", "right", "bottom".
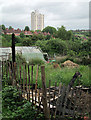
[
  {"left": 49, "top": 80, "right": 51, "bottom": 109},
  {"left": 23, "top": 63, "right": 25, "bottom": 97},
  {"left": 89, "top": 66, "right": 91, "bottom": 120},
  {"left": 35, "top": 65, "right": 39, "bottom": 105},
  {"left": 41, "top": 66, "right": 50, "bottom": 120},
  {"left": 62, "top": 72, "right": 82, "bottom": 117},
  {"left": 25, "top": 65, "right": 28, "bottom": 100},
  {"left": 16, "top": 63, "right": 19, "bottom": 90},
  {"left": 89, "top": 91, "right": 91, "bottom": 120},
  {"left": 12, "top": 33, "right": 15, "bottom": 63},
  {"left": 19, "top": 65, "right": 22, "bottom": 99},
  {"left": 13, "top": 62, "right": 16, "bottom": 86},
  {"left": 31, "top": 65, "right": 34, "bottom": 105},
  {"left": 2, "top": 61, "right": 3, "bottom": 79},
  {"left": 28, "top": 65, "right": 30, "bottom": 102}
]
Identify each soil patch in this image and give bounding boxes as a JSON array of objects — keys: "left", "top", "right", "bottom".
[{"left": 61, "top": 60, "right": 79, "bottom": 68}]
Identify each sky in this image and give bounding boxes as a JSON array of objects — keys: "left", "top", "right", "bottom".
[{"left": 0, "top": 0, "right": 90, "bottom": 30}]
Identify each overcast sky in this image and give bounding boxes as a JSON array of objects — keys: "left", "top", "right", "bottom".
[{"left": 0, "top": 0, "right": 90, "bottom": 30}]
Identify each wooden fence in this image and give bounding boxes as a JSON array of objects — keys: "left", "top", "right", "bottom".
[{"left": 2, "top": 61, "right": 91, "bottom": 120}]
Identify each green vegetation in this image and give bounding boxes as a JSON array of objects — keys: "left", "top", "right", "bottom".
[
  {"left": 9, "top": 26, "right": 13, "bottom": 29},
  {"left": 3, "top": 61, "right": 90, "bottom": 88},
  {"left": 42, "top": 26, "right": 57, "bottom": 34},
  {"left": 1, "top": 25, "right": 91, "bottom": 60},
  {"left": 29, "top": 58, "right": 45, "bottom": 65},
  {"left": 2, "top": 86, "right": 44, "bottom": 120},
  {"left": 1, "top": 25, "right": 6, "bottom": 30},
  {"left": 1, "top": 25, "right": 91, "bottom": 120},
  {"left": 24, "top": 26, "right": 30, "bottom": 31},
  {"left": 57, "top": 26, "right": 72, "bottom": 40},
  {"left": 45, "top": 64, "right": 90, "bottom": 87}
]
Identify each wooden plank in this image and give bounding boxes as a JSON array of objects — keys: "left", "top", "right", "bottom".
[
  {"left": 16, "top": 63, "right": 19, "bottom": 90},
  {"left": 6, "top": 62, "right": 8, "bottom": 85},
  {"left": 67, "top": 89, "right": 74, "bottom": 117},
  {"left": 38, "top": 89, "right": 40, "bottom": 107},
  {"left": 35, "top": 65, "right": 39, "bottom": 105},
  {"left": 3, "top": 61, "right": 5, "bottom": 76},
  {"left": 72, "top": 88, "right": 78, "bottom": 117},
  {"left": 41, "top": 66, "right": 50, "bottom": 120},
  {"left": 25, "top": 64, "right": 28, "bottom": 100},
  {"left": 51, "top": 81, "right": 57, "bottom": 119},
  {"left": 11, "top": 62, "right": 14, "bottom": 86},
  {"left": 19, "top": 65, "right": 22, "bottom": 99},
  {"left": 23, "top": 63, "right": 25, "bottom": 97},
  {"left": 48, "top": 80, "right": 51, "bottom": 109},
  {"left": 56, "top": 85, "right": 67, "bottom": 115},
  {"left": 2, "top": 61, "right": 3, "bottom": 79},
  {"left": 28, "top": 65, "right": 30, "bottom": 102},
  {"left": 31, "top": 65, "right": 34, "bottom": 105},
  {"left": 62, "top": 72, "right": 82, "bottom": 117},
  {"left": 13, "top": 62, "right": 16, "bottom": 86}
]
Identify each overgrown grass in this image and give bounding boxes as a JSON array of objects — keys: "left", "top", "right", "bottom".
[
  {"left": 44, "top": 64, "right": 90, "bottom": 87},
  {"left": 26, "top": 64, "right": 90, "bottom": 87},
  {"left": 3, "top": 62, "right": 90, "bottom": 88}
]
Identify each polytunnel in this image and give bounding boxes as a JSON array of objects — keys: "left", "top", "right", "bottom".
[{"left": 0, "top": 46, "right": 45, "bottom": 62}]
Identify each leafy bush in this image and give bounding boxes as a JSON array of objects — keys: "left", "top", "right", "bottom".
[
  {"left": 55, "top": 56, "right": 68, "bottom": 64},
  {"left": 2, "top": 86, "right": 44, "bottom": 120},
  {"left": 29, "top": 58, "right": 45, "bottom": 65},
  {"left": 16, "top": 54, "right": 26, "bottom": 64}
]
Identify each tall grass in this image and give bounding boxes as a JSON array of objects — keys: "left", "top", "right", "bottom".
[
  {"left": 3, "top": 62, "right": 90, "bottom": 88},
  {"left": 19, "top": 64, "right": 91, "bottom": 88},
  {"left": 44, "top": 64, "right": 90, "bottom": 87}
]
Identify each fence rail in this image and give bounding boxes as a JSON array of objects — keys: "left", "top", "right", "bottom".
[{"left": 2, "top": 61, "right": 91, "bottom": 120}]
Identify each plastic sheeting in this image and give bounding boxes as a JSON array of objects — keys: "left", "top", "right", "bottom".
[{"left": 0, "top": 46, "right": 45, "bottom": 62}]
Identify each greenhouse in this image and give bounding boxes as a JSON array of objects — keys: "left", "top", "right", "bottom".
[{"left": 0, "top": 46, "right": 45, "bottom": 62}]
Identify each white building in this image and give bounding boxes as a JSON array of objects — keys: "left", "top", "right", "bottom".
[{"left": 31, "top": 10, "right": 44, "bottom": 31}]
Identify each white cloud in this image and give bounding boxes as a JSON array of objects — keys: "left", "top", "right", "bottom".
[{"left": 0, "top": 0, "right": 90, "bottom": 30}]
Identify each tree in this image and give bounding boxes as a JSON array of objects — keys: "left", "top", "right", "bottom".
[
  {"left": 2, "top": 24, "right": 6, "bottom": 30},
  {"left": 45, "top": 34, "right": 51, "bottom": 40},
  {"left": 66, "top": 30, "right": 72, "bottom": 40},
  {"left": 15, "top": 36, "right": 22, "bottom": 43},
  {"left": 36, "top": 40, "right": 48, "bottom": 52},
  {"left": 36, "top": 38, "right": 67, "bottom": 55},
  {"left": 57, "top": 26, "right": 67, "bottom": 40},
  {"left": 9, "top": 26, "right": 12, "bottom": 29},
  {"left": 31, "top": 34, "right": 39, "bottom": 44},
  {"left": 24, "top": 26, "right": 30, "bottom": 31},
  {"left": 20, "top": 32, "right": 25, "bottom": 38},
  {"left": 35, "top": 30, "right": 41, "bottom": 33},
  {"left": 42, "top": 26, "right": 57, "bottom": 34},
  {"left": 22, "top": 38, "right": 32, "bottom": 46},
  {"left": 47, "top": 39, "right": 67, "bottom": 55},
  {"left": 57, "top": 26, "right": 72, "bottom": 40}
]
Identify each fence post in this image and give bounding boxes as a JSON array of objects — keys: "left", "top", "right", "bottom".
[
  {"left": 13, "top": 62, "right": 16, "bottom": 86},
  {"left": 41, "top": 66, "right": 50, "bottom": 120},
  {"left": 89, "top": 91, "right": 91, "bottom": 120},
  {"left": 12, "top": 33, "right": 15, "bottom": 63}
]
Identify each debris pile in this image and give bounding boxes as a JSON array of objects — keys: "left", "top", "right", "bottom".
[{"left": 61, "top": 60, "right": 79, "bottom": 68}]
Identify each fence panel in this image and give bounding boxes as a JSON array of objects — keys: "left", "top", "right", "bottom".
[{"left": 2, "top": 61, "right": 91, "bottom": 120}]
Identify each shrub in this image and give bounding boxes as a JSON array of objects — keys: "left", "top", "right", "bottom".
[
  {"left": 29, "top": 58, "right": 45, "bottom": 65},
  {"left": 2, "top": 86, "right": 44, "bottom": 120},
  {"left": 55, "top": 56, "right": 68, "bottom": 64},
  {"left": 16, "top": 54, "right": 26, "bottom": 64}
]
